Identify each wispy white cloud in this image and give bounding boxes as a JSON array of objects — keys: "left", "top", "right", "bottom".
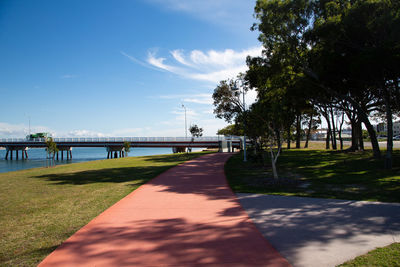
[
  {"left": 147, "top": 51, "right": 182, "bottom": 73},
  {"left": 146, "top": 46, "right": 262, "bottom": 83},
  {"left": 182, "top": 94, "right": 213, "bottom": 105},
  {"left": 121, "top": 51, "right": 161, "bottom": 71},
  {"left": 143, "top": 0, "right": 254, "bottom": 30},
  {"left": 159, "top": 93, "right": 212, "bottom": 105},
  {"left": 170, "top": 50, "right": 194, "bottom": 67}
]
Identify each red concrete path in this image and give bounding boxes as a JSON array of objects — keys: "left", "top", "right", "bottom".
[{"left": 39, "top": 153, "right": 291, "bottom": 267}]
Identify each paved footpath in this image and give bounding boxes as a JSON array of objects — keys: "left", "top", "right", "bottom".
[
  {"left": 238, "top": 194, "right": 400, "bottom": 267},
  {"left": 39, "top": 153, "right": 290, "bottom": 267}
]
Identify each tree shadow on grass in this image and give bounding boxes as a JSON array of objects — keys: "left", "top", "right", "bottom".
[
  {"left": 32, "top": 165, "right": 172, "bottom": 185},
  {"left": 140, "top": 151, "right": 211, "bottom": 164},
  {"left": 227, "top": 150, "right": 400, "bottom": 202},
  {"left": 32, "top": 152, "right": 211, "bottom": 186}
]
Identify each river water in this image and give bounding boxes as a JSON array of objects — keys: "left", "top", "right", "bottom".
[{"left": 0, "top": 147, "right": 201, "bottom": 173}]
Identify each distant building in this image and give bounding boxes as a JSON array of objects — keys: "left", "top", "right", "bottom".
[
  {"left": 376, "top": 122, "right": 387, "bottom": 134},
  {"left": 311, "top": 128, "right": 352, "bottom": 140},
  {"left": 375, "top": 121, "right": 400, "bottom": 136},
  {"left": 311, "top": 129, "right": 327, "bottom": 140}
]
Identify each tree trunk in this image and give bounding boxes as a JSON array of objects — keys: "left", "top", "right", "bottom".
[
  {"left": 323, "top": 109, "right": 332, "bottom": 150},
  {"left": 394, "top": 78, "right": 400, "bottom": 111},
  {"left": 270, "top": 147, "right": 279, "bottom": 179},
  {"left": 302, "top": 70, "right": 381, "bottom": 158},
  {"left": 330, "top": 107, "right": 337, "bottom": 150},
  {"left": 360, "top": 115, "right": 381, "bottom": 158},
  {"left": 269, "top": 141, "right": 281, "bottom": 180},
  {"left": 287, "top": 125, "right": 291, "bottom": 149},
  {"left": 296, "top": 114, "right": 301, "bottom": 148},
  {"left": 350, "top": 119, "right": 359, "bottom": 151},
  {"left": 357, "top": 119, "right": 364, "bottom": 151},
  {"left": 304, "top": 107, "right": 314, "bottom": 149},
  {"left": 326, "top": 128, "right": 331, "bottom": 149},
  {"left": 384, "top": 90, "right": 393, "bottom": 169},
  {"left": 275, "top": 129, "right": 282, "bottom": 152},
  {"left": 338, "top": 112, "right": 345, "bottom": 150}
]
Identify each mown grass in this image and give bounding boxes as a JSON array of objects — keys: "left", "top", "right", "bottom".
[
  {"left": 226, "top": 143, "right": 400, "bottom": 203},
  {"left": 338, "top": 243, "right": 400, "bottom": 267},
  {"left": 0, "top": 151, "right": 211, "bottom": 266}
]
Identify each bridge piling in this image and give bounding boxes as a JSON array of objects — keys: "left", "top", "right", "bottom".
[{"left": 1, "top": 136, "right": 243, "bottom": 160}]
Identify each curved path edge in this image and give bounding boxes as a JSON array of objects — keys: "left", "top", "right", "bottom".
[
  {"left": 39, "top": 153, "right": 291, "bottom": 267},
  {"left": 238, "top": 193, "right": 400, "bottom": 267}
]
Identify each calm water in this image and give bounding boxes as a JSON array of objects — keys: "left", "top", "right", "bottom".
[{"left": 0, "top": 147, "right": 202, "bottom": 173}]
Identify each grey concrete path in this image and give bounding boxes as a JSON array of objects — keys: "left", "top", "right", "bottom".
[{"left": 237, "top": 194, "right": 400, "bottom": 267}]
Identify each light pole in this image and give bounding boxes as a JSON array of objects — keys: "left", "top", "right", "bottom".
[
  {"left": 182, "top": 104, "right": 187, "bottom": 138},
  {"left": 24, "top": 114, "right": 31, "bottom": 136},
  {"left": 232, "top": 80, "right": 247, "bottom": 162}
]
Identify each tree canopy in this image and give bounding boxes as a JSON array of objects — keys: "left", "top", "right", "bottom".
[{"left": 213, "top": 0, "right": 400, "bottom": 169}]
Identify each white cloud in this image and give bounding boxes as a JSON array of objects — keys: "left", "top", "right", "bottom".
[
  {"left": 146, "top": 46, "right": 262, "bottom": 83},
  {"left": 159, "top": 93, "right": 212, "bottom": 105},
  {"left": 0, "top": 122, "right": 29, "bottom": 138},
  {"left": 0, "top": 122, "right": 53, "bottom": 138},
  {"left": 65, "top": 130, "right": 107, "bottom": 138},
  {"left": 182, "top": 96, "right": 212, "bottom": 105}
]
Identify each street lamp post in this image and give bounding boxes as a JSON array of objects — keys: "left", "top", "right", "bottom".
[
  {"left": 182, "top": 104, "right": 187, "bottom": 138},
  {"left": 232, "top": 80, "right": 247, "bottom": 162}
]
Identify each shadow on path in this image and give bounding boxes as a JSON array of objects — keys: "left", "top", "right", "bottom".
[
  {"left": 238, "top": 194, "right": 400, "bottom": 267},
  {"left": 39, "top": 153, "right": 291, "bottom": 267}
]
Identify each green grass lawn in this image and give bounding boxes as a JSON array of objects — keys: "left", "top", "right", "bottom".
[
  {"left": 226, "top": 147, "right": 400, "bottom": 203},
  {"left": 338, "top": 243, "right": 400, "bottom": 267},
  {"left": 0, "top": 151, "right": 210, "bottom": 266}
]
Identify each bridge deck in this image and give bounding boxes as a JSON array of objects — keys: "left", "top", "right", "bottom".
[{"left": 0, "top": 137, "right": 242, "bottom": 148}]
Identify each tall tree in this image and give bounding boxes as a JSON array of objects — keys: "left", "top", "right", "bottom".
[{"left": 251, "top": 0, "right": 400, "bottom": 161}]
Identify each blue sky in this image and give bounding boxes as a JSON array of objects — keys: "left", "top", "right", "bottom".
[{"left": 0, "top": 0, "right": 261, "bottom": 137}]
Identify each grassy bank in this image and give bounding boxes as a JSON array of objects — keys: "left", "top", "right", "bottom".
[
  {"left": 226, "top": 147, "right": 400, "bottom": 203},
  {"left": 339, "top": 243, "right": 400, "bottom": 267},
  {"left": 0, "top": 151, "right": 210, "bottom": 266}
]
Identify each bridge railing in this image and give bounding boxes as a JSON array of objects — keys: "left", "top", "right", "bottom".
[{"left": 0, "top": 136, "right": 242, "bottom": 143}]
